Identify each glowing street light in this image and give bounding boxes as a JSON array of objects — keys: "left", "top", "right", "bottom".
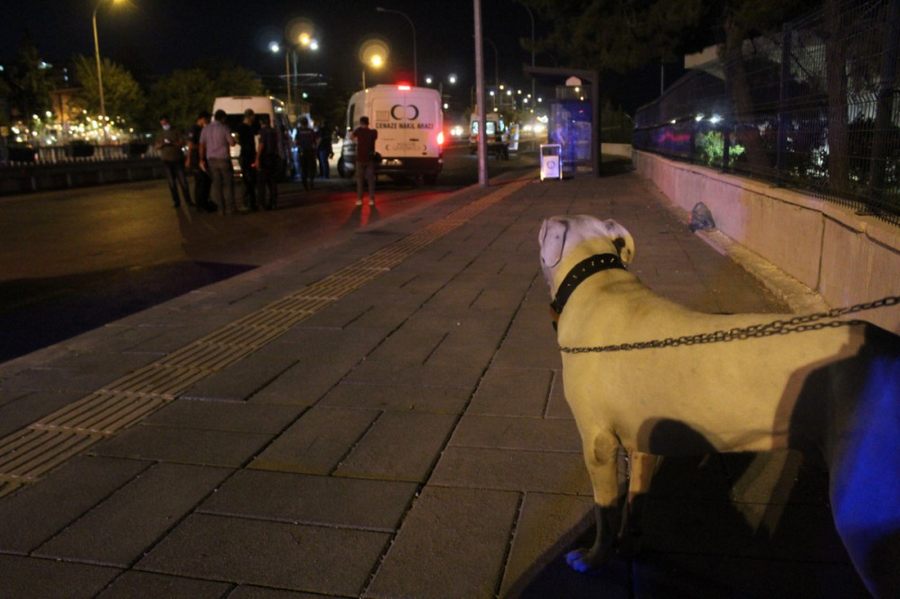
[
  {"left": 269, "top": 41, "right": 281, "bottom": 53},
  {"left": 448, "top": 73, "right": 457, "bottom": 84},
  {"left": 281, "top": 19, "right": 318, "bottom": 118},
  {"left": 425, "top": 75, "right": 434, "bottom": 85},
  {"left": 359, "top": 37, "right": 389, "bottom": 89}
]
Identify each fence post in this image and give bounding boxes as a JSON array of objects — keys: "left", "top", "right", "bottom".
[
  {"left": 868, "top": 0, "right": 900, "bottom": 202},
  {"left": 776, "top": 23, "right": 792, "bottom": 183}
]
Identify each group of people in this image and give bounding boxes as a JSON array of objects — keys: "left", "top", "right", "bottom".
[
  {"left": 154, "top": 111, "right": 378, "bottom": 213},
  {"left": 155, "top": 109, "right": 281, "bottom": 215},
  {"left": 296, "top": 116, "right": 378, "bottom": 206}
]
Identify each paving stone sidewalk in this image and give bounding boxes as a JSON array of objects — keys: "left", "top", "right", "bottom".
[{"left": 0, "top": 168, "right": 869, "bottom": 598}]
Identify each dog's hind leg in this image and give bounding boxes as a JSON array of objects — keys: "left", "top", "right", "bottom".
[
  {"left": 566, "top": 432, "right": 623, "bottom": 572},
  {"left": 617, "top": 452, "right": 661, "bottom": 557}
]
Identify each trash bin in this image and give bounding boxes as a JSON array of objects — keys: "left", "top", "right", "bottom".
[{"left": 540, "top": 143, "right": 562, "bottom": 181}]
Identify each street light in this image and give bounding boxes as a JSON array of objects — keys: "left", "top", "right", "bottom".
[
  {"left": 269, "top": 41, "right": 292, "bottom": 109},
  {"left": 294, "top": 37, "right": 318, "bottom": 110},
  {"left": 364, "top": 53, "right": 385, "bottom": 88},
  {"left": 91, "top": 0, "right": 124, "bottom": 129},
  {"left": 375, "top": 7, "right": 417, "bottom": 85},
  {"left": 279, "top": 20, "right": 319, "bottom": 120},
  {"left": 283, "top": 18, "right": 318, "bottom": 117},
  {"left": 359, "top": 37, "right": 389, "bottom": 89}
]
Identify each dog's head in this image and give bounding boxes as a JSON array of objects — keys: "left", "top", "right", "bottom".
[{"left": 539, "top": 215, "right": 635, "bottom": 293}]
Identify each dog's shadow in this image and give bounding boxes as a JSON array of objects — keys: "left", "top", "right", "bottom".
[{"left": 505, "top": 419, "right": 871, "bottom": 598}]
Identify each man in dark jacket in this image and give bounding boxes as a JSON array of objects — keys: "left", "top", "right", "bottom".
[
  {"left": 187, "top": 111, "right": 214, "bottom": 212},
  {"left": 352, "top": 116, "right": 378, "bottom": 206},
  {"left": 236, "top": 109, "right": 259, "bottom": 211},
  {"left": 253, "top": 118, "right": 282, "bottom": 210},
  {"left": 294, "top": 116, "right": 318, "bottom": 191},
  {"left": 155, "top": 115, "right": 193, "bottom": 208}
]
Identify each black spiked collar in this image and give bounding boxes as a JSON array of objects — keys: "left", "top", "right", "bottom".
[{"left": 550, "top": 253, "right": 626, "bottom": 325}]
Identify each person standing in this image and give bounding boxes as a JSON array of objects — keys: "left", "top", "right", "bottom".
[
  {"left": 155, "top": 115, "right": 193, "bottom": 208},
  {"left": 254, "top": 117, "right": 281, "bottom": 210},
  {"left": 236, "top": 108, "right": 259, "bottom": 211},
  {"left": 352, "top": 116, "right": 378, "bottom": 206},
  {"left": 199, "top": 109, "right": 237, "bottom": 215},
  {"left": 294, "top": 116, "right": 318, "bottom": 191},
  {"left": 316, "top": 123, "right": 333, "bottom": 179},
  {"left": 187, "top": 111, "right": 213, "bottom": 212}
]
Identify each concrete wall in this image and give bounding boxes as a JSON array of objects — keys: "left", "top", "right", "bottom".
[{"left": 633, "top": 150, "right": 900, "bottom": 333}]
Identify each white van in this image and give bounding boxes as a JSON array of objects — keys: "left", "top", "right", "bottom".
[
  {"left": 211, "top": 96, "right": 293, "bottom": 179},
  {"left": 339, "top": 84, "right": 444, "bottom": 184}
]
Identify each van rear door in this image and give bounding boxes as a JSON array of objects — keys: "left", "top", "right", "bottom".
[{"left": 372, "top": 89, "right": 440, "bottom": 159}]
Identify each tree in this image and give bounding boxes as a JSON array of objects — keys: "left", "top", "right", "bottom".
[
  {"left": 149, "top": 64, "right": 263, "bottom": 130},
  {"left": 72, "top": 55, "right": 145, "bottom": 124},
  {"left": 148, "top": 68, "right": 216, "bottom": 131},
  {"left": 7, "top": 34, "right": 52, "bottom": 120},
  {"left": 522, "top": 0, "right": 718, "bottom": 73}
]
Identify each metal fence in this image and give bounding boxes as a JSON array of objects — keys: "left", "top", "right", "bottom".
[
  {"left": 634, "top": 0, "right": 900, "bottom": 225},
  {"left": 1, "top": 143, "right": 159, "bottom": 167}
]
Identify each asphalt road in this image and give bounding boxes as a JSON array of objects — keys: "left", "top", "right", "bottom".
[{"left": 0, "top": 145, "right": 537, "bottom": 362}]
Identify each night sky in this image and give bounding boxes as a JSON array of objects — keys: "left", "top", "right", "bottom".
[
  {"left": 2, "top": 2, "right": 541, "bottom": 91},
  {"left": 0, "top": 0, "right": 674, "bottom": 114}
]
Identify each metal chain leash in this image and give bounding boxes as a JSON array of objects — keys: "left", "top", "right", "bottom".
[{"left": 559, "top": 296, "right": 899, "bottom": 354}]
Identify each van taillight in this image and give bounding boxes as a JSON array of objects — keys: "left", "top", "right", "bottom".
[{"left": 437, "top": 131, "right": 445, "bottom": 146}]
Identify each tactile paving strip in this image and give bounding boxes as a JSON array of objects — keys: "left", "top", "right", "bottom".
[{"left": 0, "top": 178, "right": 531, "bottom": 497}]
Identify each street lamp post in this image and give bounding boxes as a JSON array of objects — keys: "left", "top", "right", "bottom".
[
  {"left": 473, "top": 0, "right": 487, "bottom": 187},
  {"left": 285, "top": 51, "right": 292, "bottom": 114},
  {"left": 359, "top": 38, "right": 389, "bottom": 90},
  {"left": 376, "top": 7, "right": 417, "bottom": 85},
  {"left": 522, "top": 3, "right": 536, "bottom": 103},
  {"left": 427, "top": 74, "right": 457, "bottom": 104},
  {"left": 275, "top": 25, "right": 318, "bottom": 121},
  {"left": 293, "top": 35, "right": 318, "bottom": 114},
  {"left": 91, "top": 0, "right": 122, "bottom": 128},
  {"left": 271, "top": 42, "right": 291, "bottom": 111}
]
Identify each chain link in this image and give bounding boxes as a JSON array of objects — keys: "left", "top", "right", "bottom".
[{"left": 559, "top": 296, "right": 899, "bottom": 354}]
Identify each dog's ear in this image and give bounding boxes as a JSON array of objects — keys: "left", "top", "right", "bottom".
[
  {"left": 603, "top": 220, "right": 635, "bottom": 264},
  {"left": 539, "top": 218, "right": 570, "bottom": 269}
]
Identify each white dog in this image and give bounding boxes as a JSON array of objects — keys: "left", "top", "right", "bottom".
[{"left": 539, "top": 214, "right": 900, "bottom": 598}]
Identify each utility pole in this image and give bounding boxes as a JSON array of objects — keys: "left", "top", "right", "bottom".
[{"left": 474, "top": 0, "right": 487, "bottom": 187}]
